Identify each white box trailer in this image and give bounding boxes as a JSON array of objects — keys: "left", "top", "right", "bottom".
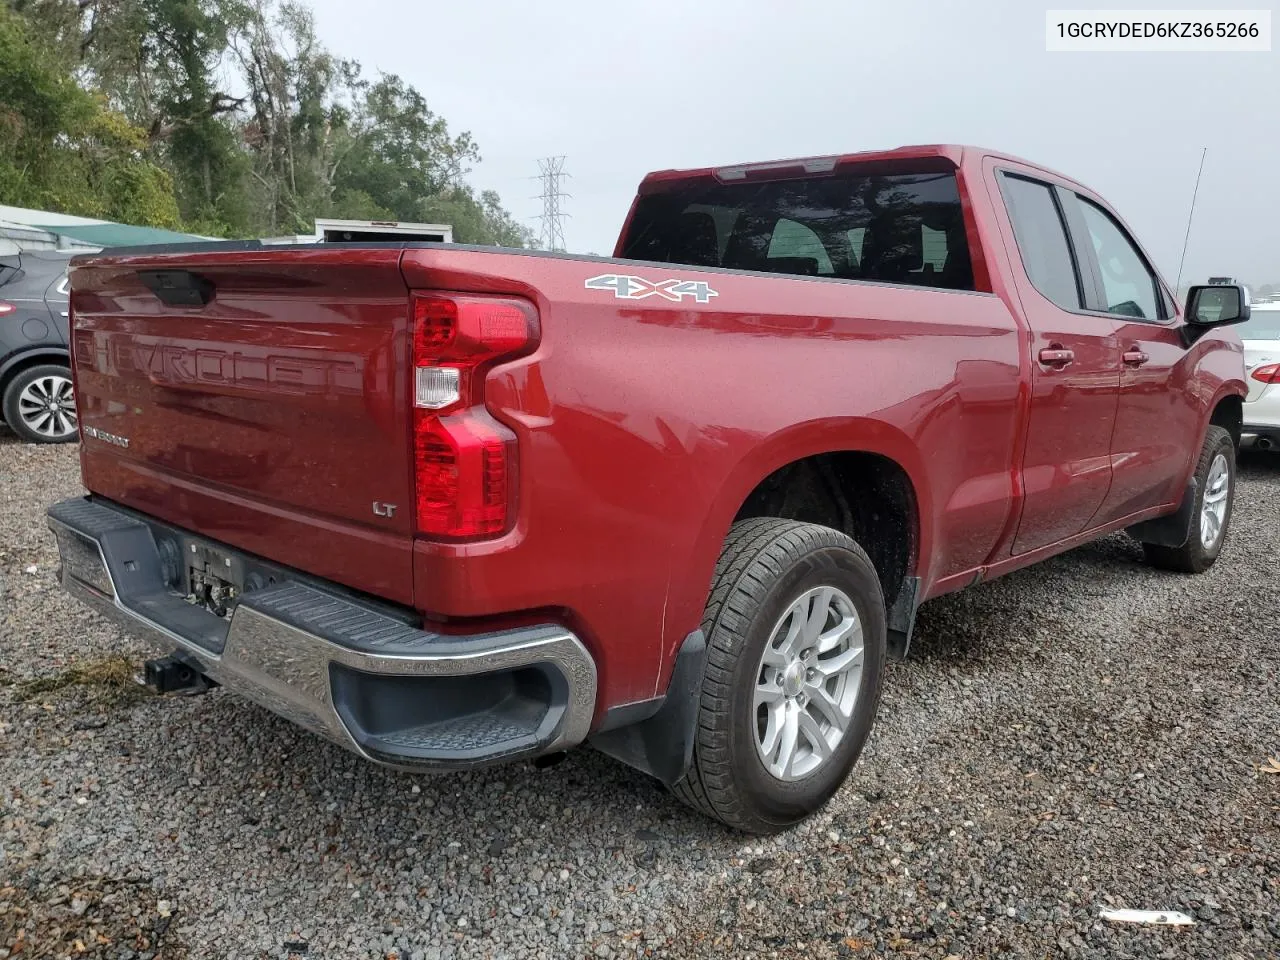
[{"left": 259, "top": 218, "right": 453, "bottom": 245}]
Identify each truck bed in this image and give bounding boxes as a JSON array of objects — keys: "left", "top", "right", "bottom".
[{"left": 69, "top": 240, "right": 1023, "bottom": 706}]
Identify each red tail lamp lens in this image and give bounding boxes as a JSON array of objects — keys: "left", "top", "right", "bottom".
[
  {"left": 412, "top": 294, "right": 532, "bottom": 361},
  {"left": 414, "top": 416, "right": 512, "bottom": 538},
  {"left": 409, "top": 293, "right": 535, "bottom": 540},
  {"left": 1251, "top": 363, "right": 1280, "bottom": 384},
  {"left": 414, "top": 296, "right": 458, "bottom": 353}
]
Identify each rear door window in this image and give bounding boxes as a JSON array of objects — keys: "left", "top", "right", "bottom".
[
  {"left": 619, "top": 170, "right": 975, "bottom": 290},
  {"left": 999, "top": 174, "right": 1082, "bottom": 310}
]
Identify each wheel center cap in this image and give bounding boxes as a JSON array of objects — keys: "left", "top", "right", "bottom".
[{"left": 782, "top": 661, "right": 805, "bottom": 697}]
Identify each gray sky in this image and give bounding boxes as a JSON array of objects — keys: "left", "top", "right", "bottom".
[{"left": 309, "top": 0, "right": 1279, "bottom": 285}]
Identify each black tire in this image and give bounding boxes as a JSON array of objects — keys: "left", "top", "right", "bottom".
[
  {"left": 2, "top": 364, "right": 78, "bottom": 444},
  {"left": 671, "top": 518, "right": 886, "bottom": 834},
  {"left": 1142, "top": 425, "right": 1235, "bottom": 573}
]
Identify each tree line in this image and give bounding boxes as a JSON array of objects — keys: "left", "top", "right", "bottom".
[{"left": 0, "top": 0, "right": 536, "bottom": 246}]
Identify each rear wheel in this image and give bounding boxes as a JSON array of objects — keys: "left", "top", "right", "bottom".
[
  {"left": 1142, "top": 425, "right": 1235, "bottom": 573},
  {"left": 2, "top": 364, "right": 78, "bottom": 444},
  {"left": 671, "top": 518, "right": 886, "bottom": 834}
]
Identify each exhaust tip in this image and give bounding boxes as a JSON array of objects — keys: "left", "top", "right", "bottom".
[{"left": 532, "top": 751, "right": 567, "bottom": 770}]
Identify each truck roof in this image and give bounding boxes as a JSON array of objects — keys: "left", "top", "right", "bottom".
[{"left": 638, "top": 144, "right": 1090, "bottom": 196}]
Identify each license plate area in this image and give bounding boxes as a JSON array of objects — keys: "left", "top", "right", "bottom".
[{"left": 185, "top": 540, "right": 246, "bottom": 618}]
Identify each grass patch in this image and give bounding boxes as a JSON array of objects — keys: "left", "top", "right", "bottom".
[{"left": 16, "top": 656, "right": 153, "bottom": 706}]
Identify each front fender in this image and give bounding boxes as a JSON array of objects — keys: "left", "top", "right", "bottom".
[{"left": 1205, "top": 381, "right": 1247, "bottom": 437}]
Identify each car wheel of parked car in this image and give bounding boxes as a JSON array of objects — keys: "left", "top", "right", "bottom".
[
  {"left": 671, "top": 517, "right": 886, "bottom": 833},
  {"left": 1142, "top": 425, "right": 1235, "bottom": 574},
  {"left": 2, "top": 364, "right": 79, "bottom": 444}
]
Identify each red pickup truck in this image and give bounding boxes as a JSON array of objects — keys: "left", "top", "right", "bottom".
[{"left": 49, "top": 144, "right": 1250, "bottom": 834}]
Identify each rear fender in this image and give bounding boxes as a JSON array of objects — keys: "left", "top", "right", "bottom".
[{"left": 660, "top": 417, "right": 930, "bottom": 684}]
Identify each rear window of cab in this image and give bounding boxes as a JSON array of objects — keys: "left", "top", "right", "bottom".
[{"left": 619, "top": 171, "right": 974, "bottom": 291}]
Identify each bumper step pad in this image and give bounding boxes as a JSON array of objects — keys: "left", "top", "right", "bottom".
[{"left": 47, "top": 496, "right": 596, "bottom": 771}]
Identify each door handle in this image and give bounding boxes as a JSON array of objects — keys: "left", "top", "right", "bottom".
[
  {"left": 1038, "top": 346, "right": 1075, "bottom": 367},
  {"left": 1123, "top": 348, "right": 1150, "bottom": 366}
]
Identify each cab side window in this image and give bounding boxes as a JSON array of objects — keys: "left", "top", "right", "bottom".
[{"left": 1077, "top": 199, "right": 1161, "bottom": 321}]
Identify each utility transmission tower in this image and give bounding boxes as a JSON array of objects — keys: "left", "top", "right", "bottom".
[{"left": 534, "top": 156, "right": 571, "bottom": 252}]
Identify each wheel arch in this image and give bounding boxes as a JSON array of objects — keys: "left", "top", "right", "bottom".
[
  {"left": 1130, "top": 397, "right": 1242, "bottom": 550},
  {"left": 665, "top": 418, "right": 931, "bottom": 675},
  {"left": 0, "top": 347, "right": 72, "bottom": 394},
  {"left": 1207, "top": 391, "right": 1243, "bottom": 449}
]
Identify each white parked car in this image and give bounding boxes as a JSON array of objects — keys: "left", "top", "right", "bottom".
[{"left": 1242, "top": 302, "right": 1280, "bottom": 450}]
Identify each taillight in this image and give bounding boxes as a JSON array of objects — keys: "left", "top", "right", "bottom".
[
  {"left": 1251, "top": 363, "right": 1280, "bottom": 384},
  {"left": 0, "top": 301, "right": 15, "bottom": 316},
  {"left": 410, "top": 293, "right": 535, "bottom": 539}
]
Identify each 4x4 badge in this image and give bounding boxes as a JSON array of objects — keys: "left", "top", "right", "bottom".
[{"left": 585, "top": 274, "right": 718, "bottom": 304}]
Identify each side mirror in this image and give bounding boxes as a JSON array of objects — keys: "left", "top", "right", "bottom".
[{"left": 1185, "top": 283, "right": 1251, "bottom": 327}]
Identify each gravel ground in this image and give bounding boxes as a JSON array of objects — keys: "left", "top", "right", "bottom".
[{"left": 2, "top": 430, "right": 1277, "bottom": 960}]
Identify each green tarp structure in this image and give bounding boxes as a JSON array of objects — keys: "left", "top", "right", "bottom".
[{"left": 31, "top": 222, "right": 210, "bottom": 248}]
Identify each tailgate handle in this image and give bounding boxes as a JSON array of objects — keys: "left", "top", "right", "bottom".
[{"left": 139, "top": 270, "right": 215, "bottom": 307}]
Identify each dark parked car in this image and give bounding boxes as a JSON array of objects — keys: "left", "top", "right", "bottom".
[{"left": 0, "top": 249, "right": 78, "bottom": 443}]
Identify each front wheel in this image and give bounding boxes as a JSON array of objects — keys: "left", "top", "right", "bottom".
[
  {"left": 671, "top": 518, "right": 886, "bottom": 834},
  {"left": 1142, "top": 425, "right": 1235, "bottom": 573}
]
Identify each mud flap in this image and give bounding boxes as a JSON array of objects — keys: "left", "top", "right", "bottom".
[
  {"left": 1127, "top": 478, "right": 1197, "bottom": 548},
  {"left": 589, "top": 630, "right": 706, "bottom": 786},
  {"left": 887, "top": 576, "right": 921, "bottom": 660}
]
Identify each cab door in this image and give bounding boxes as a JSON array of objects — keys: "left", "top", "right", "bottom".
[
  {"left": 993, "top": 170, "right": 1121, "bottom": 555},
  {"left": 1066, "top": 194, "right": 1203, "bottom": 521}
]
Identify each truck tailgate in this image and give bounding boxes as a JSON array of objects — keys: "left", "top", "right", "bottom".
[{"left": 69, "top": 247, "right": 415, "bottom": 605}]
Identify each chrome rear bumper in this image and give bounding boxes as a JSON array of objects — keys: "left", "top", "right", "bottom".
[{"left": 47, "top": 497, "right": 597, "bottom": 770}]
